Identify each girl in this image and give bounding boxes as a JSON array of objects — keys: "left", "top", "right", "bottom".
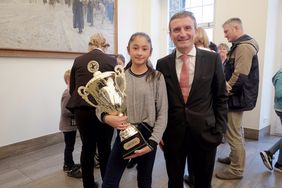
[{"left": 101, "top": 32, "right": 168, "bottom": 188}]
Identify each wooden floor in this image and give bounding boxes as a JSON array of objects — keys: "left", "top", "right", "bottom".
[{"left": 0, "top": 135, "right": 282, "bottom": 188}]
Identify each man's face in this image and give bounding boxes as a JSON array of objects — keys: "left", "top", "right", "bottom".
[
  {"left": 169, "top": 16, "right": 196, "bottom": 53},
  {"left": 223, "top": 24, "right": 237, "bottom": 42}
]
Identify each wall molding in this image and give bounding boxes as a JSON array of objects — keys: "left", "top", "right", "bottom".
[
  {"left": 244, "top": 126, "right": 270, "bottom": 140},
  {"left": 0, "top": 132, "right": 63, "bottom": 160},
  {"left": 0, "top": 126, "right": 270, "bottom": 160}
]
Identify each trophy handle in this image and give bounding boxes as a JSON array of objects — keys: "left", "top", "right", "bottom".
[
  {"left": 114, "top": 65, "right": 126, "bottom": 93},
  {"left": 78, "top": 86, "right": 98, "bottom": 107}
]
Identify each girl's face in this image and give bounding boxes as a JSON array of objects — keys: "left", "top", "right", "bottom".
[{"left": 127, "top": 36, "right": 152, "bottom": 66}]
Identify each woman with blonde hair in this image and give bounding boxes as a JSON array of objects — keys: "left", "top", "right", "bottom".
[
  {"left": 194, "top": 27, "right": 212, "bottom": 51},
  {"left": 67, "top": 32, "right": 116, "bottom": 188},
  {"left": 88, "top": 33, "right": 110, "bottom": 52}
]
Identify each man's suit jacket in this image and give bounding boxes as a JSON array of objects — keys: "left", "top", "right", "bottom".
[
  {"left": 67, "top": 49, "right": 117, "bottom": 111},
  {"left": 156, "top": 48, "right": 228, "bottom": 150}
]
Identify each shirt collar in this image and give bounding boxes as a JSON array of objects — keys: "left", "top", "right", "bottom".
[{"left": 176, "top": 46, "right": 196, "bottom": 59}]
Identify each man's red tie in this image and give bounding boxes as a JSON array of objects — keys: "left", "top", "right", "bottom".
[{"left": 179, "top": 54, "right": 189, "bottom": 103}]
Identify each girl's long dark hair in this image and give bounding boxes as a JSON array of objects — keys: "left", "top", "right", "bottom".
[{"left": 126, "top": 32, "right": 161, "bottom": 82}]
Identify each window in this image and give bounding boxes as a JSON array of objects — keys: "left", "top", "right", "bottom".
[{"left": 168, "top": 0, "right": 215, "bottom": 52}]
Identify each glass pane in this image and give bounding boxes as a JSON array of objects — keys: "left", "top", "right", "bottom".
[
  {"left": 189, "top": 0, "right": 203, "bottom": 7},
  {"left": 202, "top": 5, "right": 214, "bottom": 23},
  {"left": 169, "top": 0, "right": 181, "bottom": 13},
  {"left": 189, "top": 7, "right": 203, "bottom": 23},
  {"left": 203, "top": 0, "right": 214, "bottom": 5}
]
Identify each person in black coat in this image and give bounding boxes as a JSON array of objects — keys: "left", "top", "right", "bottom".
[
  {"left": 67, "top": 33, "right": 116, "bottom": 188},
  {"left": 72, "top": 0, "right": 84, "bottom": 33}
]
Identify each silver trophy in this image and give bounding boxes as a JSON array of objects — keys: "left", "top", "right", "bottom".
[{"left": 78, "top": 60, "right": 147, "bottom": 158}]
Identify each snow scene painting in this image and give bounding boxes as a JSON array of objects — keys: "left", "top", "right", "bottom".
[{"left": 0, "top": 0, "right": 116, "bottom": 54}]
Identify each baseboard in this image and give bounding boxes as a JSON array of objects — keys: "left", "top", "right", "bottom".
[
  {"left": 0, "top": 126, "right": 270, "bottom": 160},
  {"left": 0, "top": 132, "right": 63, "bottom": 160},
  {"left": 244, "top": 126, "right": 270, "bottom": 140}
]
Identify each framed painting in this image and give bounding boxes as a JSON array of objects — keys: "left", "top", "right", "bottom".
[{"left": 0, "top": 0, "right": 117, "bottom": 58}]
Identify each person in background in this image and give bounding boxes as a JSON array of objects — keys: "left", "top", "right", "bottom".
[
  {"left": 105, "top": 0, "right": 114, "bottom": 23},
  {"left": 209, "top": 41, "right": 218, "bottom": 52},
  {"left": 72, "top": 0, "right": 84, "bottom": 33},
  {"left": 216, "top": 17, "right": 259, "bottom": 180},
  {"left": 260, "top": 68, "right": 282, "bottom": 173},
  {"left": 194, "top": 27, "right": 210, "bottom": 51},
  {"left": 100, "top": 32, "right": 168, "bottom": 188},
  {"left": 67, "top": 33, "right": 116, "bottom": 188},
  {"left": 217, "top": 43, "right": 229, "bottom": 67},
  {"left": 116, "top": 54, "right": 126, "bottom": 66},
  {"left": 216, "top": 43, "right": 230, "bottom": 145},
  {"left": 194, "top": 27, "right": 216, "bottom": 55},
  {"left": 60, "top": 69, "right": 82, "bottom": 179},
  {"left": 87, "top": 0, "right": 94, "bottom": 26},
  {"left": 156, "top": 11, "right": 228, "bottom": 188}
]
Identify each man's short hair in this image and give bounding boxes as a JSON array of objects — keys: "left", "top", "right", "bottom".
[
  {"left": 222, "top": 17, "right": 243, "bottom": 29},
  {"left": 169, "top": 11, "right": 197, "bottom": 32}
]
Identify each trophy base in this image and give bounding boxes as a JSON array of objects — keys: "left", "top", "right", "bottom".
[{"left": 119, "top": 132, "right": 148, "bottom": 158}]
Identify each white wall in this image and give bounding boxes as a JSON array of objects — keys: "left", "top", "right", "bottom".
[
  {"left": 117, "top": 0, "right": 168, "bottom": 67},
  {"left": 116, "top": 0, "right": 138, "bottom": 63},
  {"left": 0, "top": 57, "right": 72, "bottom": 147}
]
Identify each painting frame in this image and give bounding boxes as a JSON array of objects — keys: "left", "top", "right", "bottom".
[{"left": 0, "top": 0, "right": 118, "bottom": 59}]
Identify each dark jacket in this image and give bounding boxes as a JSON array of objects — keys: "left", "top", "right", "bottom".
[
  {"left": 156, "top": 48, "right": 228, "bottom": 150},
  {"left": 66, "top": 49, "right": 117, "bottom": 112},
  {"left": 225, "top": 34, "right": 259, "bottom": 111}
]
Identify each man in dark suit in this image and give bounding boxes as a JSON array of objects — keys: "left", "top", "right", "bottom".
[
  {"left": 156, "top": 11, "right": 228, "bottom": 188},
  {"left": 67, "top": 33, "right": 116, "bottom": 188}
]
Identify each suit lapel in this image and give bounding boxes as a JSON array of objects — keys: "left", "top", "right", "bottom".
[
  {"left": 189, "top": 49, "right": 204, "bottom": 100},
  {"left": 167, "top": 52, "right": 186, "bottom": 103}
]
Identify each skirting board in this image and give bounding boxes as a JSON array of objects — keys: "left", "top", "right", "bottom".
[
  {"left": 0, "top": 132, "right": 64, "bottom": 160},
  {"left": 244, "top": 125, "right": 270, "bottom": 140},
  {"left": 0, "top": 126, "right": 269, "bottom": 160}
]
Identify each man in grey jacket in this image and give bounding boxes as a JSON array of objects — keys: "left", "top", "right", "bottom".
[{"left": 216, "top": 17, "right": 259, "bottom": 180}]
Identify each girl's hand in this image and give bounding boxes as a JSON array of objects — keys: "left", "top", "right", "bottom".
[
  {"left": 104, "top": 114, "right": 128, "bottom": 130},
  {"left": 124, "top": 145, "right": 152, "bottom": 160}
]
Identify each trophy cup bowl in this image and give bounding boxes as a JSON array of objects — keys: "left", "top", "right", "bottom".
[{"left": 78, "top": 60, "right": 148, "bottom": 158}]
